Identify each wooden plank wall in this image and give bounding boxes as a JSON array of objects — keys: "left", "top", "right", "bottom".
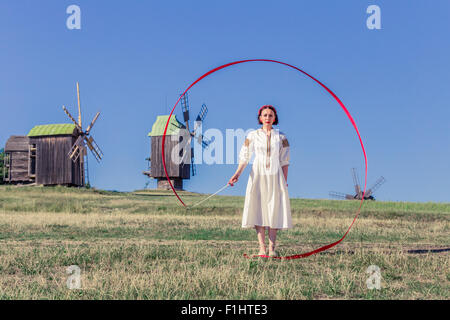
[
  {"left": 151, "top": 135, "right": 191, "bottom": 179},
  {"left": 9, "top": 152, "right": 30, "bottom": 182},
  {"left": 30, "top": 136, "right": 82, "bottom": 186},
  {"left": 5, "top": 136, "right": 30, "bottom": 182}
]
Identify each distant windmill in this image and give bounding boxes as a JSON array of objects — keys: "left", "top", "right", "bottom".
[
  {"left": 144, "top": 92, "right": 210, "bottom": 190},
  {"left": 62, "top": 82, "right": 103, "bottom": 186},
  {"left": 3, "top": 82, "right": 102, "bottom": 187},
  {"left": 329, "top": 168, "right": 386, "bottom": 200}
]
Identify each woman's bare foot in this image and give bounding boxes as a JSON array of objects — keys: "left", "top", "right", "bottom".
[
  {"left": 258, "top": 246, "right": 267, "bottom": 256},
  {"left": 268, "top": 250, "right": 278, "bottom": 257},
  {"left": 268, "top": 244, "right": 278, "bottom": 257}
]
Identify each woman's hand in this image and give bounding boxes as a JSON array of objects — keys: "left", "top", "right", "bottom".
[{"left": 228, "top": 173, "right": 240, "bottom": 186}]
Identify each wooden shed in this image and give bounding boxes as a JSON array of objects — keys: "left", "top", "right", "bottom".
[
  {"left": 3, "top": 124, "right": 84, "bottom": 186},
  {"left": 4, "top": 136, "right": 32, "bottom": 183},
  {"left": 144, "top": 115, "right": 191, "bottom": 190}
]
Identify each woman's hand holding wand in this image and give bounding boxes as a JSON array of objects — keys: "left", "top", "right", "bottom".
[
  {"left": 228, "top": 163, "right": 247, "bottom": 186},
  {"left": 228, "top": 173, "right": 240, "bottom": 186}
]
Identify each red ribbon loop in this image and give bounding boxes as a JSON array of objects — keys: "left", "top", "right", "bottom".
[{"left": 162, "top": 59, "right": 367, "bottom": 259}]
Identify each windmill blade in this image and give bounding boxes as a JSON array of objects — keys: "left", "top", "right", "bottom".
[
  {"left": 329, "top": 191, "right": 346, "bottom": 199},
  {"left": 68, "top": 135, "right": 85, "bottom": 162},
  {"left": 77, "top": 82, "right": 82, "bottom": 128},
  {"left": 62, "top": 106, "right": 83, "bottom": 132},
  {"left": 192, "top": 104, "right": 208, "bottom": 137},
  {"left": 69, "top": 145, "right": 86, "bottom": 163},
  {"left": 196, "top": 134, "right": 211, "bottom": 149},
  {"left": 351, "top": 168, "right": 361, "bottom": 194},
  {"left": 329, "top": 191, "right": 354, "bottom": 200},
  {"left": 192, "top": 119, "right": 201, "bottom": 133},
  {"left": 85, "top": 112, "right": 100, "bottom": 135},
  {"left": 68, "top": 145, "right": 80, "bottom": 162},
  {"left": 84, "top": 136, "right": 103, "bottom": 162},
  {"left": 330, "top": 191, "right": 356, "bottom": 200},
  {"left": 195, "top": 104, "right": 208, "bottom": 122},
  {"left": 368, "top": 176, "right": 386, "bottom": 194},
  {"left": 180, "top": 92, "right": 190, "bottom": 133}
]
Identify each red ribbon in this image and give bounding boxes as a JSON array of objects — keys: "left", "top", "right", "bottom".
[{"left": 162, "top": 59, "right": 367, "bottom": 260}]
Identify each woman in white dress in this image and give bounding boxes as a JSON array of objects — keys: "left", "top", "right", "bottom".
[{"left": 228, "top": 105, "right": 291, "bottom": 257}]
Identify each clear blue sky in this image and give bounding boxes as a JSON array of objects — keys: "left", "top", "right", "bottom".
[{"left": 1, "top": 0, "right": 449, "bottom": 202}]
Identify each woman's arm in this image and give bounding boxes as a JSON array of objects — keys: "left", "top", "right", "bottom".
[
  {"left": 279, "top": 134, "right": 289, "bottom": 186},
  {"left": 282, "top": 165, "right": 288, "bottom": 184},
  {"left": 228, "top": 162, "right": 248, "bottom": 186},
  {"left": 230, "top": 133, "right": 254, "bottom": 186}
]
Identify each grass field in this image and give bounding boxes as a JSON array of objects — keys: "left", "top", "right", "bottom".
[{"left": 0, "top": 185, "right": 448, "bottom": 299}]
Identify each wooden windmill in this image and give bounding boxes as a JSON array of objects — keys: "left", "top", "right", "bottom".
[
  {"left": 143, "top": 92, "right": 210, "bottom": 190},
  {"left": 329, "top": 168, "right": 386, "bottom": 200},
  {"left": 2, "top": 82, "right": 102, "bottom": 187},
  {"left": 62, "top": 82, "right": 103, "bottom": 186}
]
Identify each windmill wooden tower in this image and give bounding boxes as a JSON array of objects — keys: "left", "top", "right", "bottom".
[
  {"left": 329, "top": 168, "right": 386, "bottom": 200},
  {"left": 3, "top": 82, "right": 103, "bottom": 186},
  {"left": 143, "top": 92, "right": 210, "bottom": 190}
]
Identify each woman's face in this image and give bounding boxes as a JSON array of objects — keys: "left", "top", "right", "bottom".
[{"left": 259, "top": 108, "right": 275, "bottom": 125}]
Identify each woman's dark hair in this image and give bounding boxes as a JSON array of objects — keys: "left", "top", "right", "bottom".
[{"left": 257, "top": 105, "right": 278, "bottom": 125}]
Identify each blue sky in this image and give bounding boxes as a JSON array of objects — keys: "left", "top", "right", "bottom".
[{"left": 1, "top": 0, "right": 449, "bottom": 202}]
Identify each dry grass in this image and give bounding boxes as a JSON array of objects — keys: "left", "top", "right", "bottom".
[{"left": 0, "top": 185, "right": 448, "bottom": 299}]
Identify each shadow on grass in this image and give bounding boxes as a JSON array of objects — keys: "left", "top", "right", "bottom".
[
  {"left": 406, "top": 247, "right": 450, "bottom": 254},
  {"left": 318, "top": 250, "right": 355, "bottom": 255}
]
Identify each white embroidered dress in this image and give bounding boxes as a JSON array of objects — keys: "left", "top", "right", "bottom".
[{"left": 239, "top": 128, "right": 292, "bottom": 230}]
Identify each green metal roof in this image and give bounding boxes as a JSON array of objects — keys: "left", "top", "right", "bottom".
[
  {"left": 148, "top": 115, "right": 186, "bottom": 137},
  {"left": 27, "top": 124, "right": 78, "bottom": 137}
]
